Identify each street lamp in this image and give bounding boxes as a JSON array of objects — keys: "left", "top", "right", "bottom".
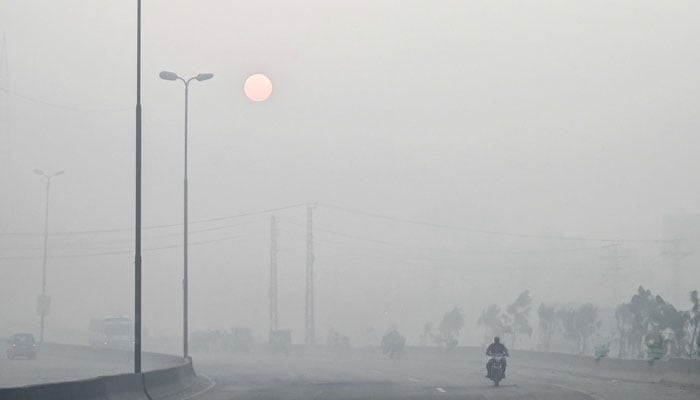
[
  {"left": 33, "top": 169, "right": 64, "bottom": 344},
  {"left": 159, "top": 70, "right": 214, "bottom": 359}
]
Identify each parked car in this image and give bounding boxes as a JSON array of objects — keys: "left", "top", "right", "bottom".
[{"left": 6, "top": 333, "right": 37, "bottom": 359}]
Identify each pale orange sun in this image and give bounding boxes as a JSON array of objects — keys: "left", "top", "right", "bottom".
[{"left": 244, "top": 74, "right": 273, "bottom": 102}]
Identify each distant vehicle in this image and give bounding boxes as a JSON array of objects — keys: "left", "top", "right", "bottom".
[
  {"left": 231, "top": 327, "right": 254, "bottom": 353},
  {"left": 89, "top": 316, "right": 134, "bottom": 349},
  {"left": 269, "top": 330, "right": 292, "bottom": 354},
  {"left": 381, "top": 330, "right": 406, "bottom": 359},
  {"left": 190, "top": 330, "right": 220, "bottom": 353},
  {"left": 6, "top": 333, "right": 37, "bottom": 359}
]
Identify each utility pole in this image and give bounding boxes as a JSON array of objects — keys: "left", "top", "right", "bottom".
[
  {"left": 0, "top": 33, "right": 9, "bottom": 128},
  {"left": 601, "top": 242, "right": 625, "bottom": 304},
  {"left": 661, "top": 237, "right": 691, "bottom": 306},
  {"left": 305, "top": 206, "right": 315, "bottom": 346},
  {"left": 0, "top": 33, "right": 10, "bottom": 161},
  {"left": 134, "top": 0, "right": 143, "bottom": 374},
  {"left": 269, "top": 215, "right": 278, "bottom": 336},
  {"left": 33, "top": 169, "right": 63, "bottom": 343},
  {"left": 39, "top": 176, "right": 50, "bottom": 343}
]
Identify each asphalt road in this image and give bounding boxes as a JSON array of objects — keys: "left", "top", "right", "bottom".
[
  {"left": 3, "top": 347, "right": 699, "bottom": 399},
  {"left": 186, "top": 351, "right": 700, "bottom": 400}
]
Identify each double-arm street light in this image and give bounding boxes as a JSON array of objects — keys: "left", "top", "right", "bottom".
[
  {"left": 159, "top": 70, "right": 214, "bottom": 359},
  {"left": 33, "top": 169, "right": 64, "bottom": 343}
]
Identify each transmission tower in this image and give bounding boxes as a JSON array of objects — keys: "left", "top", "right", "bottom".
[
  {"left": 661, "top": 237, "right": 691, "bottom": 306},
  {"left": 601, "top": 242, "right": 625, "bottom": 303},
  {"left": 305, "top": 205, "right": 315, "bottom": 346}
]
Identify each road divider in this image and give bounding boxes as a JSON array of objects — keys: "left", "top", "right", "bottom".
[
  {"left": 144, "top": 359, "right": 196, "bottom": 399},
  {"left": 0, "top": 343, "right": 197, "bottom": 400}
]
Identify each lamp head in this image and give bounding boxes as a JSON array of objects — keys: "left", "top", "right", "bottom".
[
  {"left": 33, "top": 169, "right": 45, "bottom": 177},
  {"left": 159, "top": 71, "right": 179, "bottom": 81},
  {"left": 196, "top": 73, "right": 214, "bottom": 81}
]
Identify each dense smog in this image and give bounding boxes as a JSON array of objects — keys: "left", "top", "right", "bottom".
[{"left": 1, "top": 1, "right": 699, "bottom": 399}]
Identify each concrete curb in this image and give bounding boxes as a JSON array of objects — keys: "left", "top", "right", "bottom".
[
  {"left": 143, "top": 359, "right": 196, "bottom": 400},
  {"left": 103, "top": 374, "right": 150, "bottom": 400},
  {"left": 0, "top": 345, "right": 196, "bottom": 400}
]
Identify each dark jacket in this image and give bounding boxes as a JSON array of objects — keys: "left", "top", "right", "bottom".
[{"left": 486, "top": 342, "right": 509, "bottom": 356}]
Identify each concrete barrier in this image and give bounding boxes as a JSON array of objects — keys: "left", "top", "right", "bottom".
[
  {"left": 666, "top": 357, "right": 700, "bottom": 377},
  {"left": 102, "top": 374, "right": 150, "bottom": 400},
  {"left": 0, "top": 387, "right": 29, "bottom": 400},
  {"left": 0, "top": 344, "right": 196, "bottom": 400},
  {"left": 15, "top": 378, "right": 102, "bottom": 400},
  {"left": 36, "top": 343, "right": 181, "bottom": 371},
  {"left": 37, "top": 343, "right": 133, "bottom": 366},
  {"left": 143, "top": 360, "right": 196, "bottom": 400}
]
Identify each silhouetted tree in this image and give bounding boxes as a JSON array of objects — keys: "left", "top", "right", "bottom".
[
  {"left": 628, "top": 286, "right": 654, "bottom": 358},
  {"left": 504, "top": 290, "right": 533, "bottom": 348},
  {"left": 689, "top": 290, "right": 700, "bottom": 356},
  {"left": 621, "top": 286, "right": 690, "bottom": 358},
  {"left": 557, "top": 303, "right": 601, "bottom": 354},
  {"left": 419, "top": 322, "right": 434, "bottom": 347},
  {"left": 477, "top": 304, "right": 503, "bottom": 344},
  {"left": 365, "top": 325, "right": 379, "bottom": 347},
  {"left": 574, "top": 303, "right": 601, "bottom": 355},
  {"left": 556, "top": 308, "right": 579, "bottom": 352},
  {"left": 438, "top": 307, "right": 464, "bottom": 350},
  {"left": 381, "top": 330, "right": 406, "bottom": 359},
  {"left": 615, "top": 302, "right": 634, "bottom": 357},
  {"left": 538, "top": 303, "right": 557, "bottom": 350}
]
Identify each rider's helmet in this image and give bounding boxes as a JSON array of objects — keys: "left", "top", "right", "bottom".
[{"left": 494, "top": 336, "right": 500, "bottom": 344}]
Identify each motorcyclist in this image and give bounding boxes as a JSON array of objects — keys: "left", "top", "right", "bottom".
[{"left": 486, "top": 336, "right": 509, "bottom": 378}]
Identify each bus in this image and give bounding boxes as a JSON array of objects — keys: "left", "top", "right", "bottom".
[{"left": 89, "top": 316, "right": 133, "bottom": 349}]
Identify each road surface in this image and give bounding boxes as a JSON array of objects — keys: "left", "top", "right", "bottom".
[{"left": 185, "top": 351, "right": 700, "bottom": 400}]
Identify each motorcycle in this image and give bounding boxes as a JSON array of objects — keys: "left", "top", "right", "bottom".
[{"left": 487, "top": 353, "right": 507, "bottom": 386}]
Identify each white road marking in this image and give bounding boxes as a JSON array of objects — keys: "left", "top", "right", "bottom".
[
  {"left": 436, "top": 387, "right": 446, "bottom": 393},
  {"left": 177, "top": 373, "right": 216, "bottom": 400},
  {"left": 548, "top": 383, "right": 605, "bottom": 400},
  {"left": 369, "top": 369, "right": 382, "bottom": 375},
  {"left": 407, "top": 377, "right": 421, "bottom": 382}
]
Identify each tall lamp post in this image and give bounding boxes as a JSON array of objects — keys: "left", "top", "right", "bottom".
[
  {"left": 159, "top": 70, "right": 214, "bottom": 359},
  {"left": 33, "top": 169, "right": 64, "bottom": 344}
]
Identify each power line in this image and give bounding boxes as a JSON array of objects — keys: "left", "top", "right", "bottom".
[
  {"left": 280, "top": 217, "right": 610, "bottom": 257},
  {"left": 0, "top": 231, "right": 268, "bottom": 261},
  {"left": 192, "top": 202, "right": 313, "bottom": 224},
  {"left": 1, "top": 220, "right": 262, "bottom": 249},
  {"left": 0, "top": 86, "right": 131, "bottom": 113},
  {"left": 308, "top": 238, "right": 594, "bottom": 274},
  {"left": 0, "top": 202, "right": 312, "bottom": 237},
  {"left": 277, "top": 222, "right": 607, "bottom": 275},
  {"left": 318, "top": 202, "right": 666, "bottom": 244}
]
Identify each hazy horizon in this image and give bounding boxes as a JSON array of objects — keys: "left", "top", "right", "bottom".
[{"left": 1, "top": 1, "right": 699, "bottom": 350}]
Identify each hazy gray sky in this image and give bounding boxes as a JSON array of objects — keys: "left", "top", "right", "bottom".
[{"left": 1, "top": 1, "right": 699, "bottom": 347}]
